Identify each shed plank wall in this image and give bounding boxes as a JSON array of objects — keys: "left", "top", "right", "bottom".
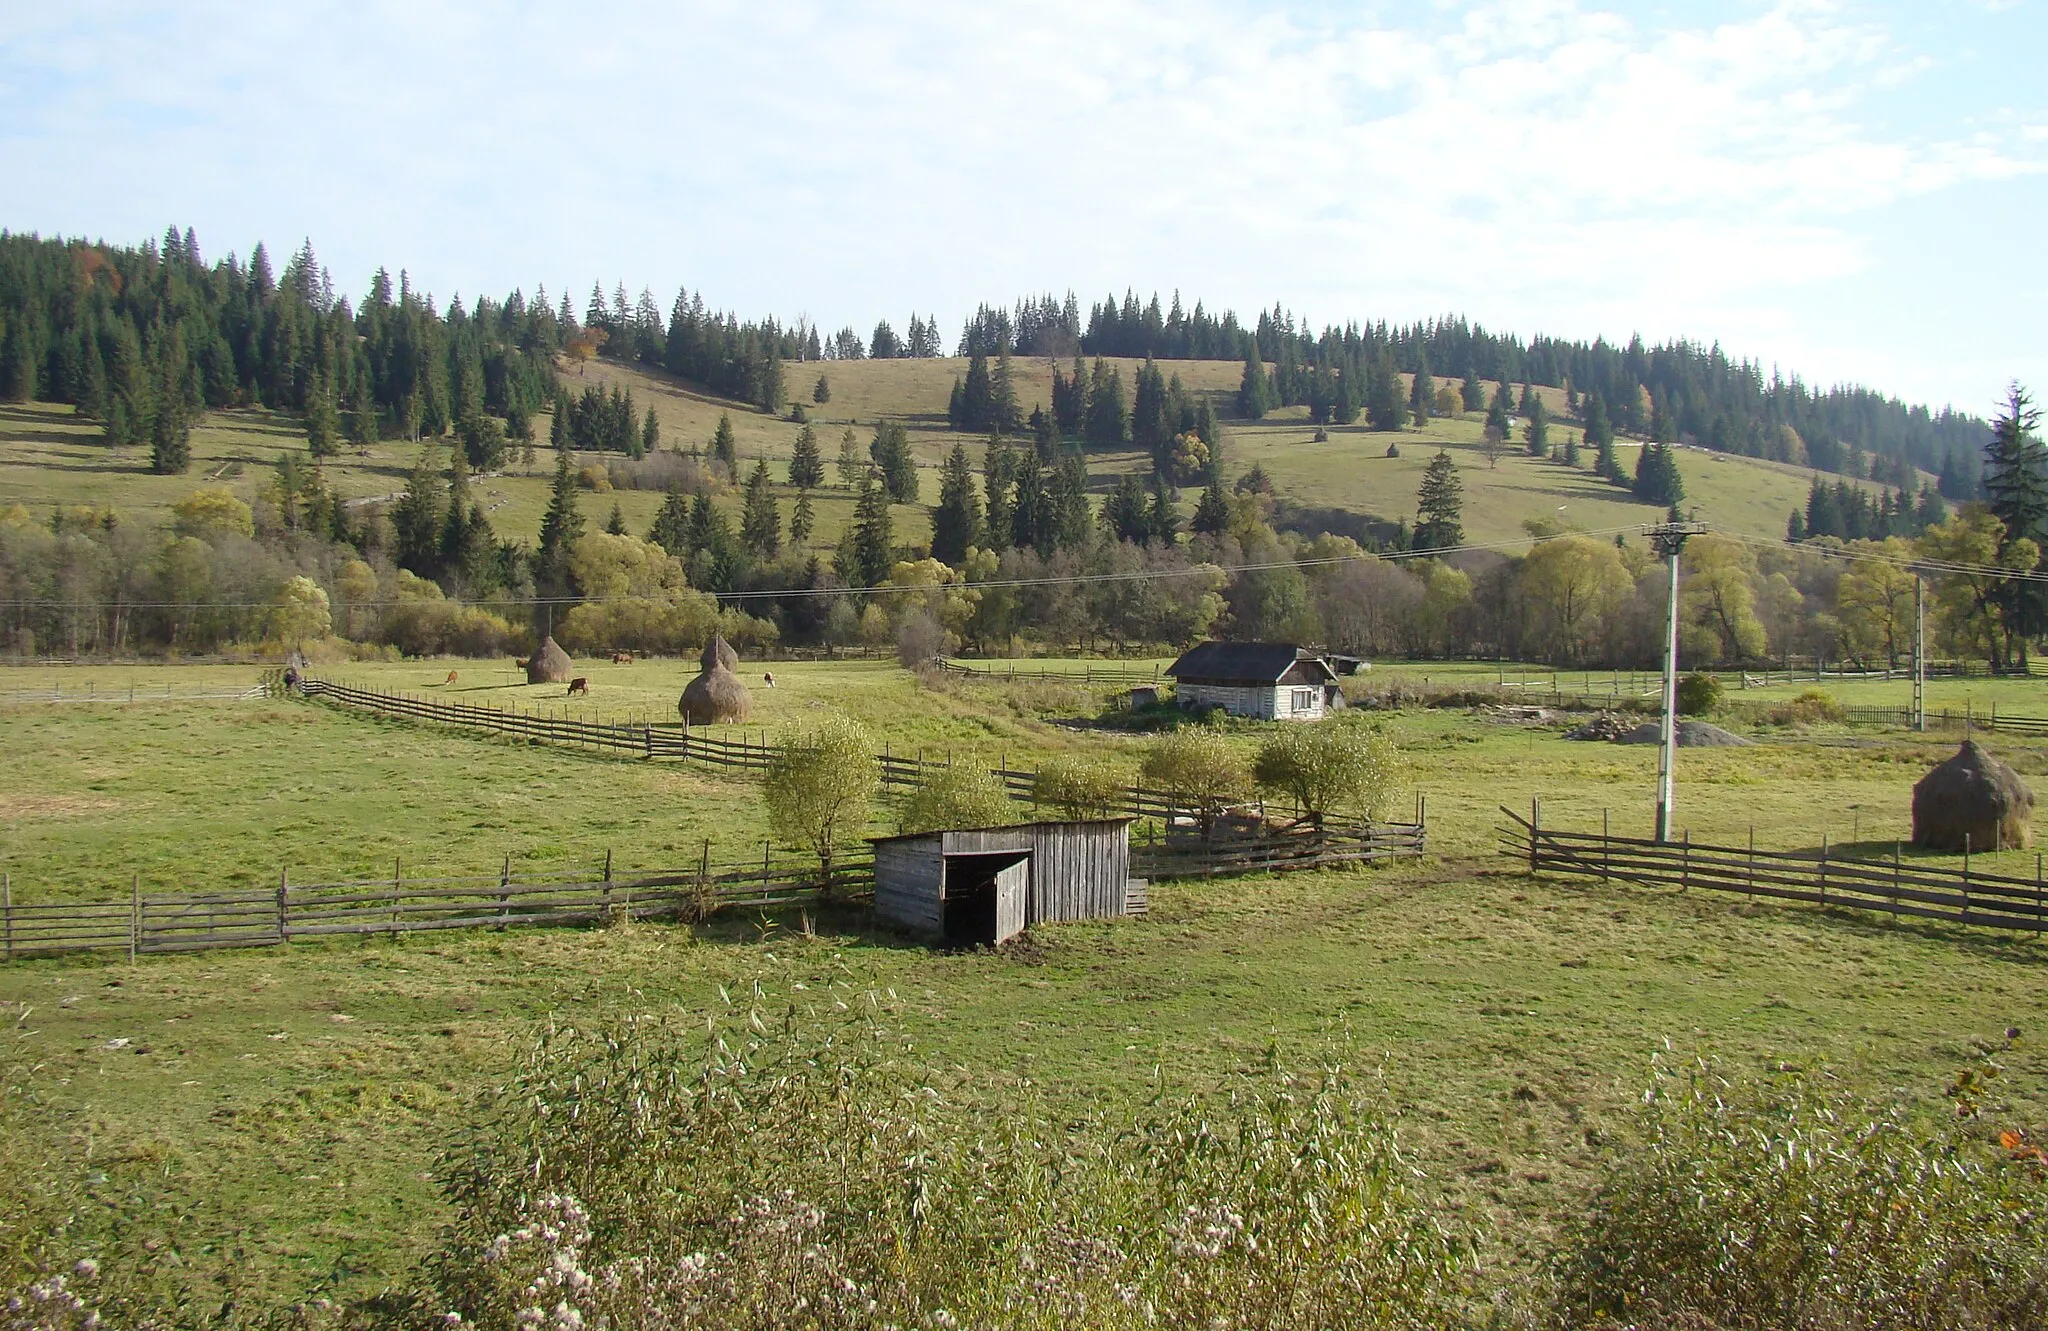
[
  {"left": 874, "top": 838, "right": 943, "bottom": 935},
  {"left": 1028, "top": 822, "right": 1131, "bottom": 923}
]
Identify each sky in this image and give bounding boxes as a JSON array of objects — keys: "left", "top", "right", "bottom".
[{"left": 2, "top": 0, "right": 2042, "bottom": 417}]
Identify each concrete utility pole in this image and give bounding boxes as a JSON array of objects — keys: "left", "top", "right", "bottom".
[
  {"left": 1912, "top": 568, "right": 1927, "bottom": 733},
  {"left": 1650, "top": 521, "right": 1707, "bottom": 843}
]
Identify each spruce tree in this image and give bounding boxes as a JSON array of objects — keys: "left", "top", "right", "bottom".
[
  {"left": 392, "top": 448, "right": 448, "bottom": 575},
  {"left": 992, "top": 347, "right": 1021, "bottom": 435},
  {"left": 533, "top": 445, "right": 585, "bottom": 607},
  {"left": 1146, "top": 475, "right": 1180, "bottom": 547},
  {"left": 306, "top": 384, "right": 341, "bottom": 458},
  {"left": 1236, "top": 347, "right": 1271, "bottom": 419},
  {"left": 919, "top": 443, "right": 975, "bottom": 566},
  {"left": 1561, "top": 430, "right": 1580, "bottom": 467},
  {"left": 836, "top": 427, "right": 864, "bottom": 487},
  {"left": 1049, "top": 455, "right": 1092, "bottom": 552},
  {"left": 605, "top": 501, "right": 627, "bottom": 536},
  {"left": 1517, "top": 382, "right": 1537, "bottom": 417},
  {"left": 1084, "top": 359, "right": 1128, "bottom": 447},
  {"left": 1366, "top": 353, "right": 1406, "bottom": 431},
  {"left": 1460, "top": 370, "right": 1485, "bottom": 412},
  {"left": 813, "top": 372, "right": 830, "bottom": 404},
  {"left": 790, "top": 488, "right": 815, "bottom": 546},
  {"left": 1102, "top": 474, "right": 1149, "bottom": 545},
  {"left": 1413, "top": 450, "right": 1464, "bottom": 553},
  {"left": 711, "top": 412, "right": 737, "bottom": 474},
  {"left": 961, "top": 353, "right": 993, "bottom": 433},
  {"left": 1191, "top": 479, "right": 1231, "bottom": 537},
  {"left": 870, "top": 423, "right": 918, "bottom": 503},
  {"left": 1524, "top": 397, "right": 1549, "bottom": 458},
  {"left": 841, "top": 474, "right": 894, "bottom": 587},
  {"left": 788, "top": 422, "right": 824, "bottom": 489},
  {"left": 1011, "top": 460, "right": 1050, "bottom": 552},
  {"left": 148, "top": 391, "right": 190, "bottom": 473},
  {"left": 648, "top": 487, "right": 691, "bottom": 554},
  {"left": 1982, "top": 384, "right": 2048, "bottom": 654},
  {"left": 983, "top": 437, "right": 1015, "bottom": 552},
  {"left": 741, "top": 459, "right": 781, "bottom": 556},
  {"left": 642, "top": 407, "right": 660, "bottom": 455},
  {"left": 1409, "top": 356, "right": 1434, "bottom": 426}
]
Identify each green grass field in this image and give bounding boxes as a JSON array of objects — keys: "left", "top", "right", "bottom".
[
  {"left": 1, "top": 356, "right": 1895, "bottom": 557},
  {"left": 8, "top": 660, "right": 2048, "bottom": 1315}
]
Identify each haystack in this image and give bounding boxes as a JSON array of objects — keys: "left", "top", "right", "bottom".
[
  {"left": 1912, "top": 740, "right": 2034, "bottom": 852},
  {"left": 679, "top": 635, "right": 751, "bottom": 724},
  {"left": 527, "top": 636, "right": 573, "bottom": 685}
]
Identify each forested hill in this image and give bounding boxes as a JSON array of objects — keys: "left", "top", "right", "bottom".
[{"left": 0, "top": 228, "right": 1991, "bottom": 494}]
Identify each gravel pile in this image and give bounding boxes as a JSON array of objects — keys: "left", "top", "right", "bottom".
[
  {"left": 1616, "top": 719, "right": 1754, "bottom": 747},
  {"left": 1564, "top": 712, "right": 1636, "bottom": 741}
]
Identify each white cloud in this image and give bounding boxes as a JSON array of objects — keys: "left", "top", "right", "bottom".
[{"left": 0, "top": 0, "right": 2041, "bottom": 405}]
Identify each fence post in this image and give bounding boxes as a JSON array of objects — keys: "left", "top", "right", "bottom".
[
  {"left": 392, "top": 857, "right": 403, "bottom": 931},
  {"left": 1748, "top": 825, "right": 1756, "bottom": 900},
  {"left": 1603, "top": 809, "right": 1611, "bottom": 881},
  {"left": 1529, "top": 798, "right": 1540, "bottom": 873},
  {"left": 3, "top": 871, "right": 11, "bottom": 961},
  {"left": 1963, "top": 832, "right": 1972, "bottom": 918},
  {"left": 500, "top": 855, "right": 511, "bottom": 928},
  {"left": 130, "top": 872, "right": 140, "bottom": 963},
  {"left": 1682, "top": 830, "right": 1691, "bottom": 892},
  {"left": 1819, "top": 835, "right": 1828, "bottom": 908},
  {"left": 277, "top": 869, "right": 290, "bottom": 945},
  {"left": 764, "top": 840, "right": 772, "bottom": 893},
  {"left": 644, "top": 725, "right": 654, "bottom": 760},
  {"left": 603, "top": 848, "right": 614, "bottom": 921}
]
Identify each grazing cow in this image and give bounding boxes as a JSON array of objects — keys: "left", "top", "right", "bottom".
[
  {"left": 443, "top": 670, "right": 458, "bottom": 686},
  {"left": 566, "top": 677, "right": 590, "bottom": 696},
  {"left": 513, "top": 657, "right": 529, "bottom": 671},
  {"left": 612, "top": 652, "right": 633, "bottom": 664},
  {"left": 763, "top": 671, "right": 775, "bottom": 688}
]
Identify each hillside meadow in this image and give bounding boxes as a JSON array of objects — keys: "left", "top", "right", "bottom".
[
  {"left": 0, "top": 354, "right": 1901, "bottom": 560},
  {"left": 6, "top": 658, "right": 2048, "bottom": 1319}
]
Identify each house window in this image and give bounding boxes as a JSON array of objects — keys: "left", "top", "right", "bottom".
[{"left": 1291, "top": 688, "right": 1316, "bottom": 713}]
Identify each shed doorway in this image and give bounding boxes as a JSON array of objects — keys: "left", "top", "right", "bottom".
[{"left": 942, "top": 852, "right": 1030, "bottom": 947}]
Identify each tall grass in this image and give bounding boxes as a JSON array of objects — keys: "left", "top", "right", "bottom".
[
  {"left": 424, "top": 980, "right": 1469, "bottom": 1329},
  {"left": 1547, "top": 1054, "right": 2048, "bottom": 1330}
]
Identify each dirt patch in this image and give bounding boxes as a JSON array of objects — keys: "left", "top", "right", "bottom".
[{"left": 1, "top": 793, "right": 122, "bottom": 819}]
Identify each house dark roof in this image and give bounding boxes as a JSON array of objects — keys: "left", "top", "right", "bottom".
[{"left": 1165, "top": 641, "right": 1336, "bottom": 684}]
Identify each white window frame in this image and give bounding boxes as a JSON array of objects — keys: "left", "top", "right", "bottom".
[{"left": 1290, "top": 688, "right": 1316, "bottom": 713}]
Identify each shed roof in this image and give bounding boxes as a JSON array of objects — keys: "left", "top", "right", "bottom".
[
  {"left": 867, "top": 817, "right": 1132, "bottom": 847},
  {"left": 1165, "top": 641, "right": 1336, "bottom": 683}
]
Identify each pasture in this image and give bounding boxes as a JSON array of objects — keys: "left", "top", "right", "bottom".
[{"left": 6, "top": 657, "right": 2048, "bottom": 1317}]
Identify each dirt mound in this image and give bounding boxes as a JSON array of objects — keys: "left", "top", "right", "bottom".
[
  {"left": 1616, "top": 720, "right": 1754, "bottom": 747},
  {"left": 1565, "top": 712, "right": 1635, "bottom": 741}
]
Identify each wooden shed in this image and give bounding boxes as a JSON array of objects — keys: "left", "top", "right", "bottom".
[{"left": 868, "top": 819, "right": 1142, "bottom": 947}]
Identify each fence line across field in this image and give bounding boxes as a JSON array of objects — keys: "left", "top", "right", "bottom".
[{"left": 1499, "top": 802, "right": 2048, "bottom": 935}]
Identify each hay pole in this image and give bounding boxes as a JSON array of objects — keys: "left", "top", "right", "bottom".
[
  {"left": 1819, "top": 834, "right": 1828, "bottom": 907},
  {"left": 3, "top": 871, "right": 11, "bottom": 961},
  {"left": 277, "top": 869, "right": 290, "bottom": 945},
  {"left": 130, "top": 872, "right": 140, "bottom": 963},
  {"left": 392, "top": 857, "right": 402, "bottom": 931}
]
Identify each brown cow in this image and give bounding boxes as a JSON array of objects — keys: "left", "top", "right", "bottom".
[
  {"left": 566, "top": 677, "right": 590, "bottom": 696},
  {"left": 612, "top": 652, "right": 633, "bottom": 664},
  {"left": 442, "top": 670, "right": 458, "bottom": 686},
  {"left": 513, "top": 657, "right": 529, "bottom": 671}
]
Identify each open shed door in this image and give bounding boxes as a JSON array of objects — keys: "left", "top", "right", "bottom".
[{"left": 993, "top": 858, "right": 1029, "bottom": 945}]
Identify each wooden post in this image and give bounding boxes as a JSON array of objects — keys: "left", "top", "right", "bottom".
[
  {"left": 763, "top": 840, "right": 771, "bottom": 892},
  {"left": 1529, "top": 798, "right": 1540, "bottom": 873},
  {"left": 603, "top": 848, "right": 614, "bottom": 921},
  {"left": 644, "top": 725, "right": 654, "bottom": 760},
  {"left": 1681, "top": 830, "right": 1691, "bottom": 892},
  {"left": 1748, "top": 825, "right": 1756, "bottom": 900},
  {"left": 392, "top": 857, "right": 402, "bottom": 931},
  {"left": 1603, "top": 809, "right": 1611, "bottom": 881},
  {"left": 130, "top": 872, "right": 140, "bottom": 963},
  {"left": 1893, "top": 842, "right": 1903, "bottom": 922},
  {"left": 3, "top": 871, "right": 11, "bottom": 961},
  {"left": 500, "top": 855, "right": 511, "bottom": 928},
  {"left": 1819, "top": 834, "right": 1828, "bottom": 907},
  {"left": 1963, "top": 832, "right": 1972, "bottom": 918},
  {"left": 277, "top": 868, "right": 290, "bottom": 945}
]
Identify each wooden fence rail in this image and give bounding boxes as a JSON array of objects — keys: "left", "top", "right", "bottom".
[
  {"left": 0, "top": 853, "right": 877, "bottom": 961},
  {"left": 1499, "top": 804, "right": 2048, "bottom": 934},
  {"left": 937, "top": 659, "right": 1163, "bottom": 687}
]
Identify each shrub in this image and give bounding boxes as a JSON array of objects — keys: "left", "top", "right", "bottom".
[
  {"left": 1767, "top": 687, "right": 1846, "bottom": 726},
  {"left": 1674, "top": 670, "right": 1722, "bottom": 716},
  {"left": 1550, "top": 1058, "right": 2048, "bottom": 1330},
  {"left": 1253, "top": 721, "right": 1400, "bottom": 824},
  {"left": 763, "top": 716, "right": 878, "bottom": 887},
  {"left": 1141, "top": 729, "right": 1251, "bottom": 838},
  {"left": 1031, "top": 755, "right": 1127, "bottom": 820},
  {"left": 576, "top": 464, "right": 613, "bottom": 492},
  {"left": 427, "top": 999, "right": 1470, "bottom": 1331},
  {"left": 896, "top": 764, "right": 1014, "bottom": 834},
  {"left": 1312, "top": 426, "right": 1329, "bottom": 442}
]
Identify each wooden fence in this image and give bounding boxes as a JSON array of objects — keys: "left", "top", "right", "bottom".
[
  {"left": 5, "top": 681, "right": 273, "bottom": 706},
  {"left": 1131, "top": 820, "right": 1428, "bottom": 879},
  {"left": 0, "top": 851, "right": 875, "bottom": 961},
  {"left": 937, "top": 659, "right": 1164, "bottom": 687},
  {"left": 1498, "top": 804, "right": 2048, "bottom": 934}
]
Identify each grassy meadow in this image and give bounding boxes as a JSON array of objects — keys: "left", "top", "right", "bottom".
[
  {"left": 1, "top": 355, "right": 1900, "bottom": 558},
  {"left": 7, "top": 658, "right": 2048, "bottom": 1316}
]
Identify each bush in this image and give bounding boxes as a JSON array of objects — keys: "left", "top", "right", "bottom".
[
  {"left": 1550, "top": 1058, "right": 2048, "bottom": 1330},
  {"left": 763, "top": 716, "right": 878, "bottom": 886},
  {"left": 1031, "top": 755, "right": 1127, "bottom": 820},
  {"left": 1767, "top": 687, "right": 1847, "bottom": 726},
  {"left": 606, "top": 451, "right": 715, "bottom": 495},
  {"left": 1674, "top": 671, "right": 1722, "bottom": 716},
  {"left": 426, "top": 999, "right": 1470, "bottom": 1331},
  {"left": 1253, "top": 721, "right": 1400, "bottom": 824},
  {"left": 576, "top": 464, "right": 613, "bottom": 492},
  {"left": 896, "top": 764, "right": 1014, "bottom": 834},
  {"left": 1312, "top": 427, "right": 1329, "bottom": 442},
  {"left": 1141, "top": 729, "right": 1251, "bottom": 838}
]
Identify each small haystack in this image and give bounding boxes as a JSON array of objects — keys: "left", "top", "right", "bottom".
[
  {"left": 527, "top": 636, "right": 573, "bottom": 685},
  {"left": 1912, "top": 740, "right": 2034, "bottom": 852},
  {"left": 680, "top": 634, "right": 752, "bottom": 725}
]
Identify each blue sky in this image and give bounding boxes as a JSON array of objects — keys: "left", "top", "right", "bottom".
[{"left": 2, "top": 0, "right": 2041, "bottom": 415}]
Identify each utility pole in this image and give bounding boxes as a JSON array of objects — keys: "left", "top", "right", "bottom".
[
  {"left": 1650, "top": 520, "right": 1706, "bottom": 843},
  {"left": 1912, "top": 567, "right": 1926, "bottom": 733}
]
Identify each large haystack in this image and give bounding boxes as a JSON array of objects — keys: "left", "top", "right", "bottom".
[
  {"left": 1913, "top": 740, "right": 2034, "bottom": 852},
  {"left": 680, "top": 635, "right": 751, "bottom": 724},
  {"left": 527, "top": 636, "right": 574, "bottom": 685}
]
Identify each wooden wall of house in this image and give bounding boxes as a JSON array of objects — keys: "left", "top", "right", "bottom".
[{"left": 874, "top": 836, "right": 943, "bottom": 936}]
